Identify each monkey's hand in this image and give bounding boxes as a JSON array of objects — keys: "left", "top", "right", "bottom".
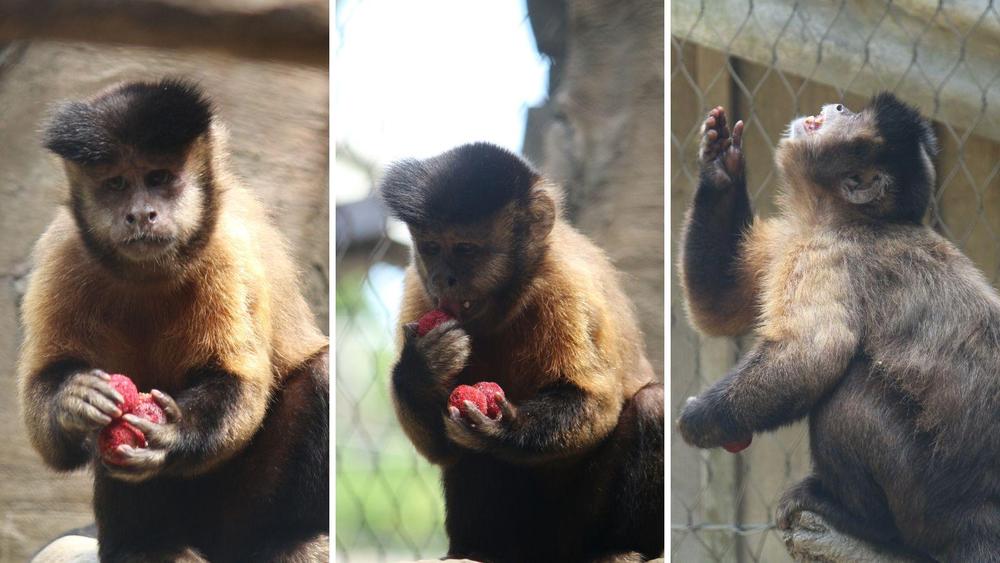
[
  {"left": 443, "top": 396, "right": 517, "bottom": 452},
  {"left": 677, "top": 395, "right": 749, "bottom": 449},
  {"left": 104, "top": 390, "right": 183, "bottom": 482},
  {"left": 409, "top": 319, "right": 471, "bottom": 384},
  {"left": 54, "top": 369, "right": 124, "bottom": 438},
  {"left": 699, "top": 106, "right": 745, "bottom": 186}
]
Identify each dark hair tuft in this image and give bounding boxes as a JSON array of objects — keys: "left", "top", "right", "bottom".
[
  {"left": 43, "top": 78, "right": 214, "bottom": 164},
  {"left": 379, "top": 142, "right": 540, "bottom": 226}
]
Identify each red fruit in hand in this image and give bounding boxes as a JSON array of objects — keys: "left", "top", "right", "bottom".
[
  {"left": 99, "top": 420, "right": 146, "bottom": 465},
  {"left": 109, "top": 374, "right": 139, "bottom": 414},
  {"left": 473, "top": 381, "right": 505, "bottom": 420},
  {"left": 417, "top": 309, "right": 454, "bottom": 337},
  {"left": 134, "top": 393, "right": 166, "bottom": 424},
  {"left": 449, "top": 385, "right": 488, "bottom": 418},
  {"left": 723, "top": 436, "right": 752, "bottom": 453}
]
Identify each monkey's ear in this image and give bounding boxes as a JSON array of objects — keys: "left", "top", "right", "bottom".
[
  {"left": 839, "top": 172, "right": 890, "bottom": 205},
  {"left": 526, "top": 188, "right": 556, "bottom": 241}
]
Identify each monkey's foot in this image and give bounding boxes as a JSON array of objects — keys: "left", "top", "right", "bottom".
[{"left": 780, "top": 511, "right": 927, "bottom": 563}]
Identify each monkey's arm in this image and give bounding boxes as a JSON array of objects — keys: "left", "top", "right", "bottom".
[
  {"left": 112, "top": 357, "right": 272, "bottom": 481},
  {"left": 391, "top": 320, "right": 470, "bottom": 466},
  {"left": 680, "top": 107, "right": 758, "bottom": 337},
  {"left": 679, "top": 258, "right": 859, "bottom": 448},
  {"left": 445, "top": 380, "right": 620, "bottom": 465},
  {"left": 20, "top": 359, "right": 123, "bottom": 470}
]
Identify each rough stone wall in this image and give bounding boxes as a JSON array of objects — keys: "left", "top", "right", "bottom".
[
  {"left": 524, "top": 0, "right": 665, "bottom": 378},
  {"left": 0, "top": 41, "right": 328, "bottom": 562}
]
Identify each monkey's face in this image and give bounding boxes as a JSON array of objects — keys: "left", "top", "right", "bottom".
[
  {"left": 785, "top": 103, "right": 859, "bottom": 141},
  {"left": 68, "top": 148, "right": 207, "bottom": 264},
  {"left": 778, "top": 94, "right": 937, "bottom": 222},
  {"left": 409, "top": 210, "right": 517, "bottom": 323}
]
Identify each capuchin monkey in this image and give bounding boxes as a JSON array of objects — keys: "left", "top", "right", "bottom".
[
  {"left": 380, "top": 142, "right": 665, "bottom": 563},
  {"left": 18, "top": 79, "right": 329, "bottom": 562},
  {"left": 679, "top": 92, "right": 1000, "bottom": 560}
]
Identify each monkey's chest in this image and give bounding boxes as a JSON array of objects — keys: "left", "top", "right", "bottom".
[
  {"left": 89, "top": 300, "right": 229, "bottom": 391},
  {"left": 458, "top": 346, "right": 542, "bottom": 402}
]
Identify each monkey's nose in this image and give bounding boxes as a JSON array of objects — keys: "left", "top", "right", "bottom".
[{"left": 125, "top": 209, "right": 158, "bottom": 225}]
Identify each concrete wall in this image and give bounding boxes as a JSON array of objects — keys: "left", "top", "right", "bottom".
[{"left": 0, "top": 41, "right": 327, "bottom": 562}]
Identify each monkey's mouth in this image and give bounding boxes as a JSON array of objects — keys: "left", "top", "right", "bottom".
[
  {"left": 438, "top": 298, "right": 477, "bottom": 320},
  {"left": 124, "top": 234, "right": 174, "bottom": 247},
  {"left": 803, "top": 114, "right": 825, "bottom": 133}
]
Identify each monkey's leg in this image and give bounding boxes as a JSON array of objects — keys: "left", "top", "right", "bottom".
[
  {"left": 242, "top": 534, "right": 329, "bottom": 563},
  {"left": 223, "top": 348, "right": 330, "bottom": 561},
  {"left": 94, "top": 469, "right": 206, "bottom": 563},
  {"left": 586, "top": 383, "right": 665, "bottom": 560},
  {"left": 777, "top": 474, "right": 900, "bottom": 545},
  {"left": 680, "top": 106, "right": 756, "bottom": 336}
]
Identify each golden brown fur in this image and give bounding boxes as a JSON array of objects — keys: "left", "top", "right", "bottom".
[
  {"left": 382, "top": 142, "right": 663, "bottom": 562},
  {"left": 19, "top": 131, "right": 325, "bottom": 473},
  {"left": 396, "top": 183, "right": 653, "bottom": 462},
  {"left": 19, "top": 79, "right": 329, "bottom": 562}
]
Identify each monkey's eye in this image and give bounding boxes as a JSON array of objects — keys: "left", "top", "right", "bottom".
[
  {"left": 146, "top": 169, "right": 174, "bottom": 187},
  {"left": 103, "top": 176, "right": 127, "bottom": 191},
  {"left": 418, "top": 242, "right": 441, "bottom": 256},
  {"left": 835, "top": 104, "right": 844, "bottom": 112},
  {"left": 453, "top": 243, "right": 479, "bottom": 257}
]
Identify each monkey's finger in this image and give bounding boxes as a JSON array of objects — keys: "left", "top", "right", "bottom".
[
  {"left": 78, "top": 377, "right": 125, "bottom": 406},
  {"left": 83, "top": 391, "right": 123, "bottom": 419},
  {"left": 733, "top": 120, "right": 745, "bottom": 149},
  {"left": 112, "top": 445, "right": 166, "bottom": 470},
  {"left": 79, "top": 403, "right": 113, "bottom": 427},
  {"left": 448, "top": 406, "right": 462, "bottom": 421},
  {"left": 403, "top": 322, "right": 419, "bottom": 340},
  {"left": 151, "top": 390, "right": 183, "bottom": 422},
  {"left": 706, "top": 129, "right": 718, "bottom": 142},
  {"left": 495, "top": 397, "right": 517, "bottom": 421},
  {"left": 462, "top": 401, "right": 492, "bottom": 428},
  {"left": 65, "top": 386, "right": 120, "bottom": 418},
  {"left": 122, "top": 414, "right": 157, "bottom": 434},
  {"left": 86, "top": 369, "right": 111, "bottom": 381}
]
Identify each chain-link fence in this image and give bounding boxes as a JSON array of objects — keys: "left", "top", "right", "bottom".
[
  {"left": 333, "top": 1, "right": 551, "bottom": 559},
  {"left": 671, "top": 0, "right": 1000, "bottom": 561}
]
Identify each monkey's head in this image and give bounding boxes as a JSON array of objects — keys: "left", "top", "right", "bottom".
[
  {"left": 380, "top": 143, "right": 557, "bottom": 329},
  {"left": 777, "top": 92, "right": 938, "bottom": 223},
  {"left": 43, "top": 78, "right": 216, "bottom": 274}
]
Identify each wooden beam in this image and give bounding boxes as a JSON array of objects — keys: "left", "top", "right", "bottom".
[{"left": 0, "top": 0, "right": 328, "bottom": 67}]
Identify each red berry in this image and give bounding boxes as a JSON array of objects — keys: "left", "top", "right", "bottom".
[
  {"left": 109, "top": 374, "right": 139, "bottom": 414},
  {"left": 417, "top": 309, "right": 454, "bottom": 337},
  {"left": 99, "top": 420, "right": 146, "bottom": 465},
  {"left": 723, "top": 436, "right": 752, "bottom": 453},
  {"left": 473, "top": 381, "right": 505, "bottom": 419},
  {"left": 134, "top": 394, "right": 166, "bottom": 424},
  {"left": 448, "top": 385, "right": 488, "bottom": 418}
]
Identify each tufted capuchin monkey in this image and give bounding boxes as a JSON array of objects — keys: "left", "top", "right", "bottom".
[
  {"left": 18, "top": 79, "right": 329, "bottom": 562},
  {"left": 380, "top": 142, "right": 665, "bottom": 563},
  {"left": 679, "top": 93, "right": 1000, "bottom": 560}
]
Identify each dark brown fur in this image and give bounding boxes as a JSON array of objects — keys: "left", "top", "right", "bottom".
[
  {"left": 382, "top": 143, "right": 664, "bottom": 562},
  {"left": 679, "top": 94, "right": 1000, "bottom": 560},
  {"left": 18, "top": 80, "right": 329, "bottom": 562}
]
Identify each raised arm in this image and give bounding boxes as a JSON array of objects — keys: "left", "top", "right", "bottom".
[{"left": 679, "top": 106, "right": 758, "bottom": 336}]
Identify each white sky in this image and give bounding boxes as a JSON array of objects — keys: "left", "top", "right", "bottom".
[{"left": 334, "top": 0, "right": 550, "bottom": 203}]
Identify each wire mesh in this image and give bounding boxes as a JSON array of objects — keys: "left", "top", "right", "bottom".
[{"left": 671, "top": 0, "right": 1000, "bottom": 561}]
